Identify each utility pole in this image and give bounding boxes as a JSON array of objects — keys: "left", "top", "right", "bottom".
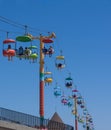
[
  {"left": 31, "top": 32, "right": 56, "bottom": 127},
  {"left": 74, "top": 95, "right": 78, "bottom": 130}
]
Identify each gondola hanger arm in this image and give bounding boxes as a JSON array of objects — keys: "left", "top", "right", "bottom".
[{"left": 27, "top": 32, "right": 56, "bottom": 40}]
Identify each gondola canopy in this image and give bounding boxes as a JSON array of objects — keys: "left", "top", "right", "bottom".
[
  {"left": 42, "top": 38, "right": 53, "bottom": 43},
  {"left": 16, "top": 35, "right": 32, "bottom": 42},
  {"left": 3, "top": 39, "right": 16, "bottom": 44}
]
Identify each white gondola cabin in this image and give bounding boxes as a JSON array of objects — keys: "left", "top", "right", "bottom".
[{"left": 55, "top": 55, "right": 65, "bottom": 69}]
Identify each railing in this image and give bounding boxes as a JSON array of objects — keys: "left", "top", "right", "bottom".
[{"left": 0, "top": 107, "right": 74, "bottom": 130}]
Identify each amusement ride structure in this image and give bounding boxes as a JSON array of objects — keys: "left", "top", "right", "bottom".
[
  {"left": 1, "top": 16, "right": 94, "bottom": 130},
  {"left": 2, "top": 29, "right": 56, "bottom": 127}
]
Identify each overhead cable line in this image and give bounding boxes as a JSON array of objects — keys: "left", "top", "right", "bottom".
[
  {"left": 0, "top": 16, "right": 52, "bottom": 34},
  {"left": 0, "top": 16, "right": 25, "bottom": 29}
]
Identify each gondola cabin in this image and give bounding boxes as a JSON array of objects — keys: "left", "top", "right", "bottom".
[
  {"left": 16, "top": 35, "right": 33, "bottom": 60},
  {"left": 78, "top": 116, "right": 85, "bottom": 124},
  {"left": 80, "top": 100, "right": 85, "bottom": 108},
  {"left": 28, "top": 46, "right": 38, "bottom": 63},
  {"left": 83, "top": 124, "right": 86, "bottom": 129},
  {"left": 61, "top": 95, "right": 68, "bottom": 105},
  {"left": 77, "top": 94, "right": 83, "bottom": 105},
  {"left": 65, "top": 77, "right": 73, "bottom": 88},
  {"left": 54, "top": 86, "right": 61, "bottom": 97},
  {"left": 77, "top": 100, "right": 82, "bottom": 105},
  {"left": 42, "top": 37, "right": 54, "bottom": 57},
  {"left": 67, "top": 98, "right": 73, "bottom": 107},
  {"left": 72, "top": 108, "right": 76, "bottom": 115},
  {"left": 42, "top": 46, "right": 54, "bottom": 57},
  {"left": 3, "top": 39, "right": 16, "bottom": 61},
  {"left": 72, "top": 89, "right": 78, "bottom": 98},
  {"left": 42, "top": 37, "right": 54, "bottom": 56},
  {"left": 81, "top": 105, "right": 85, "bottom": 108},
  {"left": 83, "top": 109, "right": 88, "bottom": 115},
  {"left": 77, "top": 94, "right": 82, "bottom": 100},
  {"left": 44, "top": 71, "right": 53, "bottom": 86},
  {"left": 55, "top": 56, "right": 65, "bottom": 69}
]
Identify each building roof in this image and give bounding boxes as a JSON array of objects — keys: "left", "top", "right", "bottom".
[
  {"left": 50, "top": 112, "right": 64, "bottom": 123},
  {"left": 47, "top": 112, "right": 65, "bottom": 129}
]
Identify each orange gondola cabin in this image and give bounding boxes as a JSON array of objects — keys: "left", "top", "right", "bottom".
[{"left": 3, "top": 39, "right": 16, "bottom": 61}]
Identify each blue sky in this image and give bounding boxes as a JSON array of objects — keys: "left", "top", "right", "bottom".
[{"left": 0, "top": 0, "right": 111, "bottom": 129}]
